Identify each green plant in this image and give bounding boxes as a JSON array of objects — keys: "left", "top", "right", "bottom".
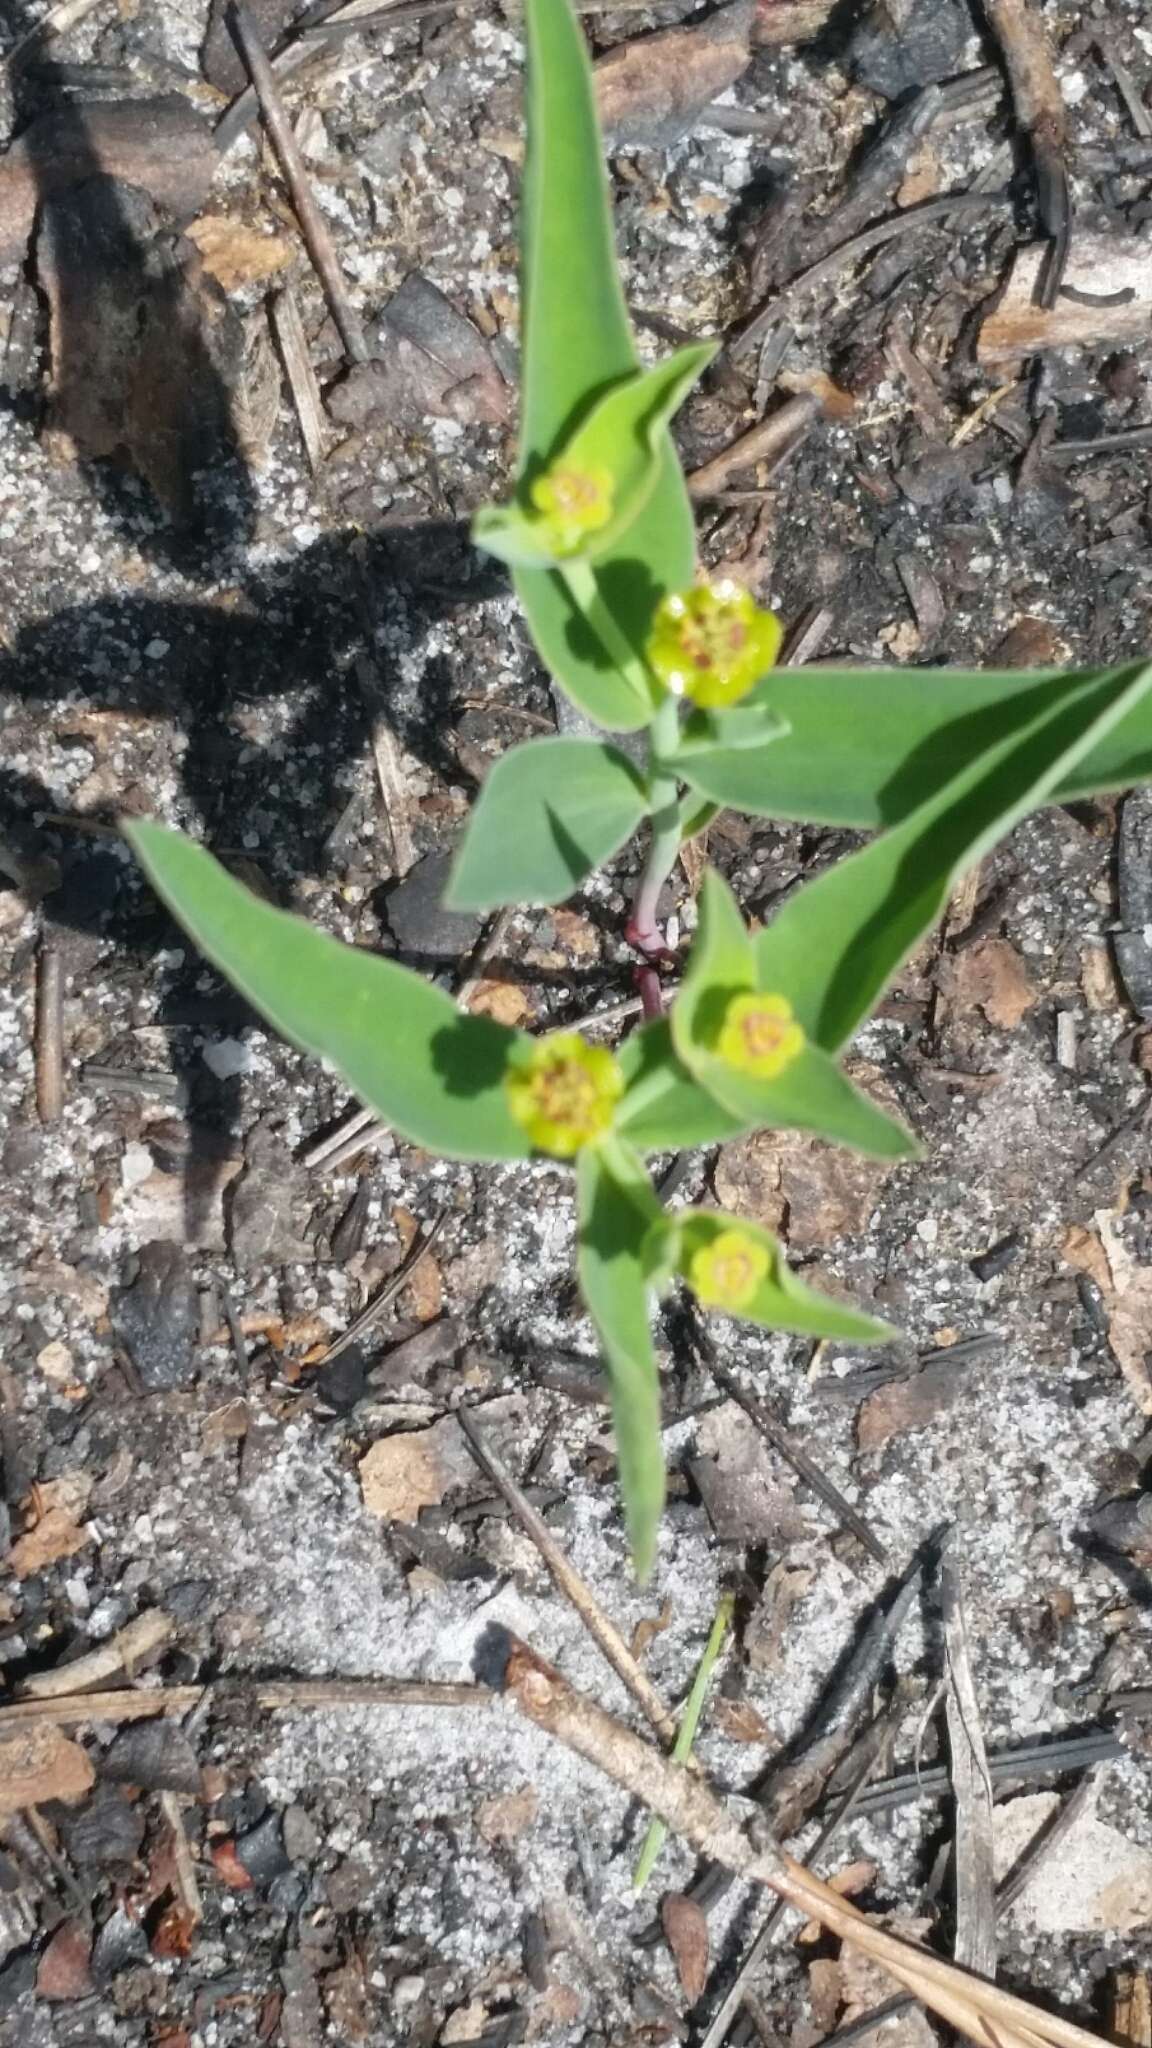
[{"left": 127, "top": 0, "right": 1152, "bottom": 1580}]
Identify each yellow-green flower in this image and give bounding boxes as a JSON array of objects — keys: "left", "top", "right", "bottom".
[
  {"left": 528, "top": 463, "right": 615, "bottom": 556},
  {"left": 505, "top": 1032, "right": 623, "bottom": 1157},
  {"left": 716, "top": 991, "right": 804, "bottom": 1080},
  {"left": 646, "top": 580, "right": 782, "bottom": 707},
  {"left": 689, "top": 1228, "right": 770, "bottom": 1311}
]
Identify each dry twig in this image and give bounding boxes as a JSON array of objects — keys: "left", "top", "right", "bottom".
[
  {"left": 230, "top": 2, "right": 368, "bottom": 362},
  {"left": 458, "top": 1410, "right": 677, "bottom": 1743},
  {"left": 688, "top": 393, "right": 822, "bottom": 497},
  {"left": 505, "top": 1639, "right": 1112, "bottom": 2048},
  {"left": 0, "top": 1677, "right": 491, "bottom": 1730},
  {"left": 20, "top": 1610, "right": 173, "bottom": 1700},
  {"left": 981, "top": 0, "right": 1070, "bottom": 306}
]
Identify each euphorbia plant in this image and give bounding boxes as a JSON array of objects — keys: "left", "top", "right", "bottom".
[{"left": 128, "top": 0, "right": 1152, "bottom": 1578}]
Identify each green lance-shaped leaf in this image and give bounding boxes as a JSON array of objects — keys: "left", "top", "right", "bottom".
[
  {"left": 474, "top": 343, "right": 714, "bottom": 571},
  {"left": 754, "top": 658, "right": 1152, "bottom": 1056},
  {"left": 673, "top": 661, "right": 1152, "bottom": 826},
  {"left": 446, "top": 737, "right": 649, "bottom": 912},
  {"left": 518, "top": 0, "right": 634, "bottom": 464},
  {"left": 671, "top": 870, "right": 917, "bottom": 1160},
  {"left": 676, "top": 1210, "right": 893, "bottom": 1342},
  {"left": 576, "top": 1138, "right": 673, "bottom": 1581},
  {"left": 503, "top": 0, "right": 702, "bottom": 732},
  {"left": 614, "top": 1019, "right": 745, "bottom": 1152},
  {"left": 126, "top": 823, "right": 533, "bottom": 1163}
]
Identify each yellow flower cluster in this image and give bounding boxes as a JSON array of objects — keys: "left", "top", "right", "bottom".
[
  {"left": 528, "top": 464, "right": 615, "bottom": 556},
  {"left": 505, "top": 1033, "right": 623, "bottom": 1157},
  {"left": 688, "top": 1228, "right": 770, "bottom": 1310},
  {"left": 645, "top": 580, "right": 781, "bottom": 708},
  {"left": 716, "top": 990, "right": 804, "bottom": 1081}
]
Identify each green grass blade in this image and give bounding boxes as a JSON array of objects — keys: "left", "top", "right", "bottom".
[{"left": 633, "top": 1593, "right": 734, "bottom": 1889}]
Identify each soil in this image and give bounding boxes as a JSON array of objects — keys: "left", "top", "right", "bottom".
[{"left": 2, "top": 0, "right": 1152, "bottom": 2043}]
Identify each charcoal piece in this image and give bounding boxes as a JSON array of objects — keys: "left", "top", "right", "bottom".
[
  {"left": 1113, "top": 930, "right": 1152, "bottom": 1019},
  {"left": 1119, "top": 789, "right": 1152, "bottom": 929},
  {"left": 844, "top": 0, "right": 974, "bottom": 99},
  {"left": 202, "top": 0, "right": 298, "bottom": 95},
  {"left": 368, "top": 1319, "right": 465, "bottom": 1388},
  {"left": 102, "top": 1720, "right": 200, "bottom": 1795},
  {"left": 970, "top": 1232, "right": 1021, "bottom": 1282},
  {"left": 90, "top": 1906, "right": 149, "bottom": 1985},
  {"left": 384, "top": 852, "right": 483, "bottom": 962},
  {"left": 315, "top": 1346, "right": 369, "bottom": 1413},
  {"left": 236, "top": 1809, "right": 292, "bottom": 1888},
  {"left": 111, "top": 1241, "right": 199, "bottom": 1391},
  {"left": 1087, "top": 1493, "right": 1152, "bottom": 1557},
  {"left": 63, "top": 1786, "right": 145, "bottom": 1867}
]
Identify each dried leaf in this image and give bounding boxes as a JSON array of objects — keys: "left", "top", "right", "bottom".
[
  {"left": 857, "top": 1362, "right": 964, "bottom": 1452},
  {"left": 714, "top": 1061, "right": 900, "bottom": 1249},
  {"left": 210, "top": 1838, "right": 254, "bottom": 1889},
  {"left": 466, "top": 977, "right": 531, "bottom": 1027},
  {"left": 36, "top": 1921, "right": 94, "bottom": 2002},
  {"left": 631, "top": 1596, "right": 673, "bottom": 1660},
  {"left": 0, "top": 1726, "right": 94, "bottom": 1812},
  {"left": 1061, "top": 1223, "right": 1112, "bottom": 1295},
  {"left": 186, "top": 214, "right": 293, "bottom": 291},
  {"left": 712, "top": 1697, "right": 779, "bottom": 1745},
  {"left": 1063, "top": 1216, "right": 1152, "bottom": 1414},
  {"left": 9, "top": 1504, "right": 91, "bottom": 1577},
  {"left": 945, "top": 937, "right": 1036, "bottom": 1029},
  {"left": 1096, "top": 1215, "right": 1152, "bottom": 1416},
  {"left": 358, "top": 1416, "right": 470, "bottom": 1523},
  {"left": 475, "top": 1786, "right": 539, "bottom": 1845},
  {"left": 661, "top": 1891, "right": 710, "bottom": 2003}
]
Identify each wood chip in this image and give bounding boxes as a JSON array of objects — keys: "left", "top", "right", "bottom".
[
  {"left": 0, "top": 1725, "right": 94, "bottom": 1811},
  {"left": 661, "top": 1891, "right": 710, "bottom": 2003},
  {"left": 270, "top": 285, "right": 328, "bottom": 473},
  {"left": 979, "top": 237, "right": 1152, "bottom": 365},
  {"left": 595, "top": 0, "right": 754, "bottom": 147},
  {"left": 943, "top": 936, "right": 1036, "bottom": 1030},
  {"left": 0, "top": 96, "right": 216, "bottom": 268}
]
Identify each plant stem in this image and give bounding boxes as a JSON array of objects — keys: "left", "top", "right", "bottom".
[{"left": 629, "top": 695, "right": 683, "bottom": 1019}]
